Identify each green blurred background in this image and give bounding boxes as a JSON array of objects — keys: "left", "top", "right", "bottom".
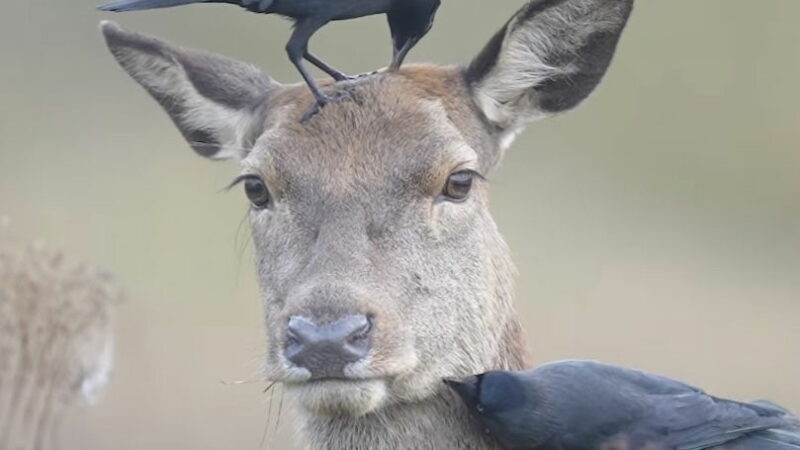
[{"left": 1, "top": 1, "right": 798, "bottom": 449}]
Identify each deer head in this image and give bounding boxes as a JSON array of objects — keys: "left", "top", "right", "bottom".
[{"left": 101, "top": 0, "right": 632, "bottom": 445}]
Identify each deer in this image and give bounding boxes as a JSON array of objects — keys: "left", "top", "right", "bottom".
[
  {"left": 100, "top": 0, "right": 634, "bottom": 448},
  {"left": 0, "top": 241, "right": 117, "bottom": 450}
]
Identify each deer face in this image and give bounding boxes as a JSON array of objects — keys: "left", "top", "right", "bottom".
[
  {"left": 102, "top": 0, "right": 632, "bottom": 418},
  {"left": 239, "top": 75, "right": 519, "bottom": 416}
]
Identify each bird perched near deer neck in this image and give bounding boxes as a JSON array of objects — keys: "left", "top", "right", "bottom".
[
  {"left": 98, "top": 0, "right": 441, "bottom": 119},
  {"left": 446, "top": 360, "right": 800, "bottom": 450}
]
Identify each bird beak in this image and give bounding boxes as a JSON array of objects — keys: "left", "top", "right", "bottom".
[
  {"left": 444, "top": 376, "right": 480, "bottom": 403},
  {"left": 389, "top": 37, "right": 419, "bottom": 72}
]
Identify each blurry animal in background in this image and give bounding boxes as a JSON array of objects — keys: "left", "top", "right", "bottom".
[
  {"left": 0, "top": 240, "right": 119, "bottom": 450},
  {"left": 98, "top": 0, "right": 442, "bottom": 119},
  {"left": 447, "top": 360, "right": 800, "bottom": 450},
  {"left": 99, "top": 0, "right": 633, "bottom": 447}
]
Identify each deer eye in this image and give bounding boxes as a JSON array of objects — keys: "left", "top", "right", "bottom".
[
  {"left": 243, "top": 177, "right": 271, "bottom": 209},
  {"left": 442, "top": 170, "right": 479, "bottom": 202}
]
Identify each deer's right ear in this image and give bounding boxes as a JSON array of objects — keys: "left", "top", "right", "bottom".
[
  {"left": 465, "top": 0, "right": 634, "bottom": 142},
  {"left": 101, "top": 21, "right": 277, "bottom": 160}
]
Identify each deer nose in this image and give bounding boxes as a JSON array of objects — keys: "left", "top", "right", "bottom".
[{"left": 285, "top": 315, "right": 373, "bottom": 379}]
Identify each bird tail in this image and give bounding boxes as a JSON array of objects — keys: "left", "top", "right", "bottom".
[{"left": 98, "top": 0, "right": 207, "bottom": 12}]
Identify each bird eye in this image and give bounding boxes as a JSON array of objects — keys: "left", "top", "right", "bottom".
[
  {"left": 442, "top": 170, "right": 479, "bottom": 202},
  {"left": 243, "top": 177, "right": 271, "bottom": 209}
]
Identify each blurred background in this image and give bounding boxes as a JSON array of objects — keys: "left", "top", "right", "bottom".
[{"left": 1, "top": 0, "right": 798, "bottom": 449}]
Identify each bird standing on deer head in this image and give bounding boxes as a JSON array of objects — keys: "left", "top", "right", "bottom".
[{"left": 98, "top": 0, "right": 442, "bottom": 119}]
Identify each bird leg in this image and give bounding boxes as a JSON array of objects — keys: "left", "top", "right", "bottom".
[
  {"left": 389, "top": 37, "right": 419, "bottom": 71},
  {"left": 304, "top": 52, "right": 351, "bottom": 82},
  {"left": 305, "top": 54, "right": 379, "bottom": 81},
  {"left": 286, "top": 18, "right": 353, "bottom": 121}
]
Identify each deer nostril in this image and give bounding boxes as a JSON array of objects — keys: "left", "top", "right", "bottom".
[
  {"left": 348, "top": 332, "right": 368, "bottom": 345},
  {"left": 347, "top": 316, "right": 372, "bottom": 343},
  {"left": 286, "top": 329, "right": 301, "bottom": 348},
  {"left": 284, "top": 314, "right": 374, "bottom": 378}
]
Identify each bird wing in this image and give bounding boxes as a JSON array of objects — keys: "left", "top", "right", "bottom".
[
  {"left": 98, "top": 0, "right": 204, "bottom": 12},
  {"left": 540, "top": 362, "right": 797, "bottom": 450},
  {"left": 99, "top": 0, "right": 274, "bottom": 12},
  {"left": 591, "top": 360, "right": 800, "bottom": 450},
  {"left": 645, "top": 388, "right": 795, "bottom": 450}
]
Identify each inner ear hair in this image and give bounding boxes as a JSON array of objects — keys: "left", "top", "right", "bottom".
[{"left": 465, "top": 0, "right": 634, "bottom": 131}]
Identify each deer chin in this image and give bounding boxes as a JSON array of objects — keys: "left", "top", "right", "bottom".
[{"left": 287, "top": 378, "right": 389, "bottom": 417}]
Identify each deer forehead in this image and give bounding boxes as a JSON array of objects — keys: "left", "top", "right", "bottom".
[{"left": 241, "top": 82, "right": 481, "bottom": 199}]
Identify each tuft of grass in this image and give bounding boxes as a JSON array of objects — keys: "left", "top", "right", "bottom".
[{"left": 0, "top": 234, "right": 120, "bottom": 450}]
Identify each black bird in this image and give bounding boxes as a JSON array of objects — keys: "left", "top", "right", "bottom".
[
  {"left": 446, "top": 360, "right": 800, "bottom": 450},
  {"left": 98, "top": 0, "right": 441, "bottom": 117}
]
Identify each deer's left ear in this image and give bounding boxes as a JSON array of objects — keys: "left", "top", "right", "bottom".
[{"left": 465, "top": 0, "right": 634, "bottom": 136}]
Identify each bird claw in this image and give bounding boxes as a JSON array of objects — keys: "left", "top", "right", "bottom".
[
  {"left": 320, "top": 69, "right": 381, "bottom": 83},
  {"left": 300, "top": 102, "right": 323, "bottom": 123},
  {"left": 352, "top": 70, "right": 380, "bottom": 80},
  {"left": 361, "top": 70, "right": 381, "bottom": 78},
  {"left": 300, "top": 90, "right": 355, "bottom": 123},
  {"left": 344, "top": 71, "right": 381, "bottom": 82},
  {"left": 329, "top": 72, "right": 353, "bottom": 82}
]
